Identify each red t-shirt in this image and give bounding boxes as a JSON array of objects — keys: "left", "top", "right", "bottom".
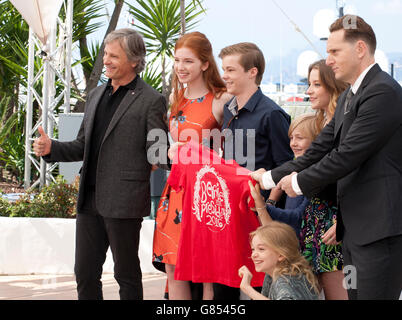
[{"left": 168, "top": 141, "right": 264, "bottom": 287}]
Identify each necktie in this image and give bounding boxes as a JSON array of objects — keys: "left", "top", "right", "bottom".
[{"left": 344, "top": 88, "right": 354, "bottom": 114}]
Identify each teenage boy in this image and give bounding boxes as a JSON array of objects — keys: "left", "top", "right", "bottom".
[{"left": 215, "top": 42, "right": 293, "bottom": 300}]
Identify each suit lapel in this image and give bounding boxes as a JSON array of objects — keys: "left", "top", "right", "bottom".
[
  {"left": 335, "top": 64, "right": 382, "bottom": 140},
  {"left": 340, "top": 94, "right": 358, "bottom": 140},
  {"left": 102, "top": 79, "right": 144, "bottom": 143},
  {"left": 334, "top": 90, "right": 347, "bottom": 138}
]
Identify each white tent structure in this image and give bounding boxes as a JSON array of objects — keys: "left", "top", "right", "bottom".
[
  {"left": 297, "top": 50, "right": 320, "bottom": 78},
  {"left": 10, "top": 0, "right": 64, "bottom": 45},
  {"left": 9, "top": 0, "right": 73, "bottom": 189},
  {"left": 313, "top": 9, "right": 337, "bottom": 40}
]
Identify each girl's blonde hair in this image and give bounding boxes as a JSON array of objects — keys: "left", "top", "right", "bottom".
[
  {"left": 288, "top": 113, "right": 320, "bottom": 142},
  {"left": 250, "top": 222, "right": 320, "bottom": 294}
]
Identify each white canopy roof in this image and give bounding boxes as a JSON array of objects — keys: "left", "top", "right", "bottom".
[{"left": 10, "top": 0, "right": 64, "bottom": 45}]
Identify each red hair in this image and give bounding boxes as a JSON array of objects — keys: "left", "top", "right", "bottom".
[{"left": 171, "top": 32, "right": 226, "bottom": 114}]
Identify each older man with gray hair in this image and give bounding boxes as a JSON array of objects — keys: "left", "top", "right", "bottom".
[{"left": 33, "top": 28, "right": 169, "bottom": 300}]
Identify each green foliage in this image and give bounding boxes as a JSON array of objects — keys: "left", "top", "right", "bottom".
[
  {"left": 128, "top": 0, "right": 203, "bottom": 58},
  {"left": 0, "top": 96, "right": 18, "bottom": 145},
  {"left": 0, "top": 129, "right": 25, "bottom": 183},
  {"left": 79, "top": 40, "right": 104, "bottom": 83},
  {"left": 141, "top": 62, "right": 163, "bottom": 93},
  {"left": 64, "top": 0, "right": 105, "bottom": 44},
  {"left": 0, "top": 98, "right": 25, "bottom": 182},
  {"left": 0, "top": 1, "right": 29, "bottom": 97},
  {"left": 127, "top": 0, "right": 205, "bottom": 96},
  {"left": 0, "top": 176, "right": 78, "bottom": 218}
]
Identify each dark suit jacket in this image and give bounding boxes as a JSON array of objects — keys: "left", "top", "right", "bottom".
[
  {"left": 271, "top": 64, "right": 402, "bottom": 245},
  {"left": 45, "top": 77, "right": 169, "bottom": 219}
]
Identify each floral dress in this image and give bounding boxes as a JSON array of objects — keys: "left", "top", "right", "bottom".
[
  {"left": 152, "top": 91, "right": 220, "bottom": 271},
  {"left": 299, "top": 185, "right": 344, "bottom": 274}
]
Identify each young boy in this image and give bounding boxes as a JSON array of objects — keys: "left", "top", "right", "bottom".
[{"left": 220, "top": 42, "right": 292, "bottom": 175}]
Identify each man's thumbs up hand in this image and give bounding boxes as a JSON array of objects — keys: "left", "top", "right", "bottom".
[
  {"left": 37, "top": 126, "right": 46, "bottom": 137},
  {"left": 33, "top": 126, "right": 51, "bottom": 157}
]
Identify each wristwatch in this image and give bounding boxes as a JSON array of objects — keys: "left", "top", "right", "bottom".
[{"left": 266, "top": 199, "right": 277, "bottom": 206}]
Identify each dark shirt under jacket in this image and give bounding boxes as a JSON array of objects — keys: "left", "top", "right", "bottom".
[
  {"left": 222, "top": 88, "right": 293, "bottom": 172},
  {"left": 86, "top": 76, "right": 138, "bottom": 188}
]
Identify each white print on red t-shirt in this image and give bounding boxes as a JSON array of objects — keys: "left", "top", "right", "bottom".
[{"left": 192, "top": 165, "right": 231, "bottom": 232}]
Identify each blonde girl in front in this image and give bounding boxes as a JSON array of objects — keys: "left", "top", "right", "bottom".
[{"left": 238, "top": 221, "right": 319, "bottom": 300}]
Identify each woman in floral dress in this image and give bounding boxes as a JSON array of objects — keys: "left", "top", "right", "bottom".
[{"left": 300, "top": 59, "right": 348, "bottom": 299}]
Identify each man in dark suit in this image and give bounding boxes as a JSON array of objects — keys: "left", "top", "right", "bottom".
[
  {"left": 252, "top": 15, "right": 402, "bottom": 300},
  {"left": 33, "top": 29, "right": 169, "bottom": 300}
]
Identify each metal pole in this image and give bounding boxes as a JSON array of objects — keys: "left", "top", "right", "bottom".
[
  {"left": 23, "top": 0, "right": 73, "bottom": 189},
  {"left": 337, "top": 0, "right": 345, "bottom": 17},
  {"left": 48, "top": 28, "right": 56, "bottom": 138},
  {"left": 40, "top": 53, "right": 49, "bottom": 188},
  {"left": 24, "top": 28, "right": 35, "bottom": 189},
  {"left": 46, "top": 25, "right": 57, "bottom": 185},
  {"left": 64, "top": 0, "right": 73, "bottom": 113},
  {"left": 180, "top": 0, "right": 186, "bottom": 35}
]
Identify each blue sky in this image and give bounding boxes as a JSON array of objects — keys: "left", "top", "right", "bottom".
[
  {"left": 108, "top": 0, "right": 402, "bottom": 56},
  {"left": 191, "top": 0, "right": 402, "bottom": 82},
  {"left": 195, "top": 0, "right": 402, "bottom": 57},
  {"left": 97, "top": 0, "right": 402, "bottom": 82}
]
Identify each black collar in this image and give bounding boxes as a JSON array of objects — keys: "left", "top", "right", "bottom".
[{"left": 106, "top": 75, "right": 139, "bottom": 91}]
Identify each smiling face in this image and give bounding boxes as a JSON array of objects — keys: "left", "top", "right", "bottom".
[
  {"left": 251, "top": 234, "right": 283, "bottom": 276},
  {"left": 174, "top": 47, "right": 208, "bottom": 85},
  {"left": 289, "top": 127, "right": 313, "bottom": 158},
  {"left": 221, "top": 54, "right": 255, "bottom": 96},
  {"left": 306, "top": 68, "right": 331, "bottom": 112},
  {"left": 103, "top": 40, "right": 137, "bottom": 84},
  {"left": 326, "top": 29, "right": 361, "bottom": 84}
]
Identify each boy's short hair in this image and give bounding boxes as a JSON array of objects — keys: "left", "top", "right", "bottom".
[{"left": 219, "top": 42, "right": 265, "bottom": 85}]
